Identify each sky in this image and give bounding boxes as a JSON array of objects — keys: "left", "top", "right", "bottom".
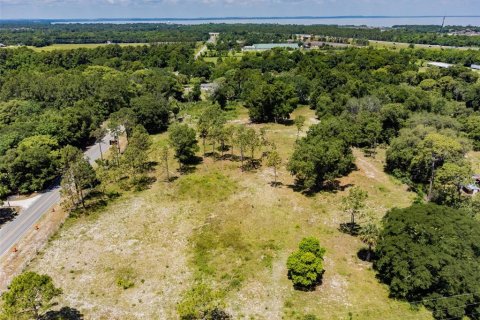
[{"left": 0, "top": 0, "right": 479, "bottom": 20}]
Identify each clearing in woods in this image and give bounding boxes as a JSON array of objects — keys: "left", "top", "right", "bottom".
[{"left": 27, "top": 106, "right": 432, "bottom": 319}]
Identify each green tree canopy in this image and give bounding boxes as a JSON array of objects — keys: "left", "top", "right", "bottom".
[
  {"left": 2, "top": 135, "right": 60, "bottom": 193},
  {"left": 287, "top": 237, "right": 326, "bottom": 290},
  {"left": 168, "top": 124, "right": 199, "bottom": 170},
  {"left": 374, "top": 204, "right": 480, "bottom": 320},
  {"left": 288, "top": 131, "right": 354, "bottom": 190},
  {"left": 245, "top": 79, "right": 297, "bottom": 123},
  {"left": 131, "top": 94, "right": 171, "bottom": 134},
  {"left": 1, "top": 272, "right": 62, "bottom": 320}
]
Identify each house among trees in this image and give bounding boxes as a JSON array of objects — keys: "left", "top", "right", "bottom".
[
  {"left": 463, "top": 174, "right": 480, "bottom": 196},
  {"left": 200, "top": 82, "right": 219, "bottom": 93},
  {"left": 242, "top": 43, "right": 300, "bottom": 51},
  {"left": 427, "top": 61, "right": 453, "bottom": 69},
  {"left": 304, "top": 41, "right": 350, "bottom": 49},
  {"left": 295, "top": 34, "right": 313, "bottom": 41}
]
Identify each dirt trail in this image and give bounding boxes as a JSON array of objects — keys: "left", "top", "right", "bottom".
[{"left": 353, "top": 150, "right": 386, "bottom": 183}]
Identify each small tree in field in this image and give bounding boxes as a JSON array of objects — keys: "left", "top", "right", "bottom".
[
  {"left": 1, "top": 272, "right": 62, "bottom": 320},
  {"left": 235, "top": 125, "right": 249, "bottom": 168},
  {"left": 287, "top": 237, "right": 325, "bottom": 290},
  {"left": 359, "top": 223, "right": 379, "bottom": 261},
  {"left": 266, "top": 148, "right": 282, "bottom": 186},
  {"left": 294, "top": 115, "right": 306, "bottom": 141},
  {"left": 160, "top": 145, "right": 171, "bottom": 182},
  {"left": 341, "top": 186, "right": 368, "bottom": 225}
]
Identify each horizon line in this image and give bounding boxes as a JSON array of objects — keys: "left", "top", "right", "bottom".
[{"left": 1, "top": 15, "right": 480, "bottom": 22}]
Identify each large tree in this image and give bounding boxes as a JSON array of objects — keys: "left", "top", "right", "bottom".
[
  {"left": 386, "top": 126, "right": 471, "bottom": 199},
  {"left": 288, "top": 135, "right": 354, "bottom": 190},
  {"left": 1, "top": 272, "right": 62, "bottom": 320},
  {"left": 245, "top": 79, "right": 297, "bottom": 123},
  {"left": 2, "top": 135, "right": 60, "bottom": 194},
  {"left": 60, "top": 145, "right": 97, "bottom": 209},
  {"left": 122, "top": 125, "right": 152, "bottom": 178},
  {"left": 168, "top": 124, "right": 199, "bottom": 170},
  {"left": 130, "top": 94, "right": 171, "bottom": 134},
  {"left": 374, "top": 204, "right": 480, "bottom": 320}
]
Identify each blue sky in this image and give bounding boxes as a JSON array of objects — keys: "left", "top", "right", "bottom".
[{"left": 0, "top": 0, "right": 478, "bottom": 20}]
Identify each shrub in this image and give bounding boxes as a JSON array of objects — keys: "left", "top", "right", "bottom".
[
  {"left": 177, "top": 283, "right": 231, "bottom": 319},
  {"left": 287, "top": 237, "right": 325, "bottom": 290},
  {"left": 115, "top": 268, "right": 135, "bottom": 290}
]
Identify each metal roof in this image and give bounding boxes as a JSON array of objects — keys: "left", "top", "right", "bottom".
[
  {"left": 427, "top": 62, "right": 453, "bottom": 68},
  {"left": 253, "top": 43, "right": 299, "bottom": 49}
]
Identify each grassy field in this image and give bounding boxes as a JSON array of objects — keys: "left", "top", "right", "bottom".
[
  {"left": 27, "top": 106, "right": 433, "bottom": 319},
  {"left": 204, "top": 52, "right": 244, "bottom": 64},
  {"left": 369, "top": 40, "right": 480, "bottom": 51}
]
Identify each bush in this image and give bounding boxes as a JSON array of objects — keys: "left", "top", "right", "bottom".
[
  {"left": 374, "top": 204, "right": 480, "bottom": 320},
  {"left": 115, "top": 268, "right": 135, "bottom": 290},
  {"left": 286, "top": 237, "right": 325, "bottom": 290},
  {"left": 177, "top": 283, "right": 230, "bottom": 320}
]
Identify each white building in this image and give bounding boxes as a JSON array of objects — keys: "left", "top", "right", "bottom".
[{"left": 427, "top": 62, "right": 453, "bottom": 69}]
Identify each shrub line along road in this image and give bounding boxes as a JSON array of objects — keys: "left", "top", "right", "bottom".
[{"left": 0, "top": 131, "right": 113, "bottom": 257}]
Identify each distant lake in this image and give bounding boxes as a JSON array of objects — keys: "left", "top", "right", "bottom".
[{"left": 53, "top": 16, "right": 480, "bottom": 27}]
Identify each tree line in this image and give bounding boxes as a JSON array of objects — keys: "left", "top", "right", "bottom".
[{"left": 1, "top": 22, "right": 480, "bottom": 47}]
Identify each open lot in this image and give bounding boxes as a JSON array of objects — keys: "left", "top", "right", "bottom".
[{"left": 27, "top": 106, "right": 432, "bottom": 319}]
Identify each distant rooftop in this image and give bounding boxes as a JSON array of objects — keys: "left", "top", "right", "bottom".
[
  {"left": 243, "top": 43, "right": 299, "bottom": 51},
  {"left": 427, "top": 62, "right": 453, "bottom": 69}
]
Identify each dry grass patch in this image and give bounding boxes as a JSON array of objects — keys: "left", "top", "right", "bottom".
[{"left": 28, "top": 108, "right": 432, "bottom": 320}]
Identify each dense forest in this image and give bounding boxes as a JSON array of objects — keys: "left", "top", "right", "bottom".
[
  {"left": 1, "top": 43, "right": 480, "bottom": 194},
  {"left": 1, "top": 21, "right": 480, "bottom": 47},
  {"left": 1, "top": 32, "right": 480, "bottom": 318}
]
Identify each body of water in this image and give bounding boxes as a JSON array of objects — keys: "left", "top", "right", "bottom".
[{"left": 53, "top": 16, "right": 480, "bottom": 27}]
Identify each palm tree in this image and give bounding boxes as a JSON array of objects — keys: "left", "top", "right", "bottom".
[{"left": 359, "top": 223, "right": 379, "bottom": 262}]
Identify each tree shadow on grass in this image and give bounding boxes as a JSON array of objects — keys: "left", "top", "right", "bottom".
[
  {"left": 132, "top": 176, "right": 157, "bottom": 191},
  {"left": 146, "top": 161, "right": 159, "bottom": 172},
  {"left": 357, "top": 247, "right": 375, "bottom": 262},
  {"left": 0, "top": 208, "right": 18, "bottom": 227},
  {"left": 241, "top": 159, "right": 262, "bottom": 171},
  {"left": 221, "top": 153, "right": 242, "bottom": 162},
  {"left": 178, "top": 156, "right": 204, "bottom": 175},
  {"left": 41, "top": 307, "right": 83, "bottom": 320},
  {"left": 339, "top": 222, "right": 361, "bottom": 236},
  {"left": 279, "top": 118, "right": 294, "bottom": 126},
  {"left": 270, "top": 181, "right": 284, "bottom": 188},
  {"left": 287, "top": 181, "right": 354, "bottom": 197}
]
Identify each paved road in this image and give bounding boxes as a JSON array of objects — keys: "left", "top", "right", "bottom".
[
  {"left": 194, "top": 33, "right": 218, "bottom": 60},
  {"left": 0, "top": 132, "right": 113, "bottom": 257}
]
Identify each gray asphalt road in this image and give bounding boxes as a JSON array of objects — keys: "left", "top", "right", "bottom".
[
  {"left": 194, "top": 33, "right": 218, "bottom": 60},
  {"left": 0, "top": 132, "right": 113, "bottom": 257}
]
